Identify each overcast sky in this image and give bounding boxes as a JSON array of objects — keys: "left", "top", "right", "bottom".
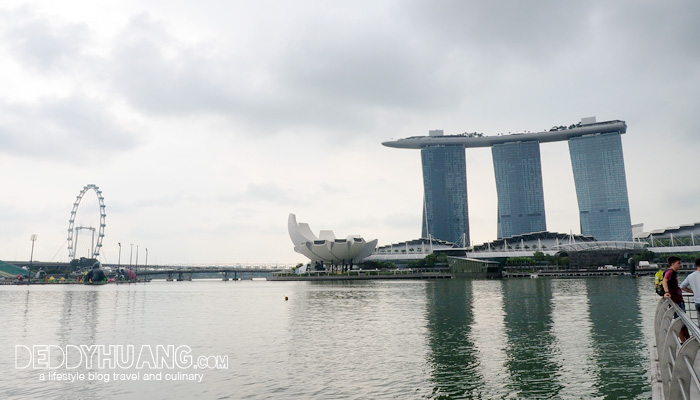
[{"left": 1, "top": 0, "right": 698, "bottom": 266}]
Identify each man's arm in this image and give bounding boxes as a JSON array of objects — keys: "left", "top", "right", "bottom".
[
  {"left": 663, "top": 277, "right": 671, "bottom": 298},
  {"left": 681, "top": 277, "right": 694, "bottom": 293}
]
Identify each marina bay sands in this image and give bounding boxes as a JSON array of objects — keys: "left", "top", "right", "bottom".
[{"left": 382, "top": 117, "right": 632, "bottom": 245}]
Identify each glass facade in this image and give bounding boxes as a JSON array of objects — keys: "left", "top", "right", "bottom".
[
  {"left": 569, "top": 132, "right": 632, "bottom": 241},
  {"left": 492, "top": 141, "right": 546, "bottom": 239},
  {"left": 421, "top": 145, "right": 470, "bottom": 245}
]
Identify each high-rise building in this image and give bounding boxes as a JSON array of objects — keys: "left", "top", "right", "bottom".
[
  {"left": 420, "top": 131, "right": 469, "bottom": 245},
  {"left": 492, "top": 141, "right": 546, "bottom": 239},
  {"left": 383, "top": 118, "right": 631, "bottom": 243},
  {"left": 569, "top": 131, "right": 632, "bottom": 241}
]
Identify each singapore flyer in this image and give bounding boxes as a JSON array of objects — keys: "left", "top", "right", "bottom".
[{"left": 66, "top": 184, "right": 106, "bottom": 260}]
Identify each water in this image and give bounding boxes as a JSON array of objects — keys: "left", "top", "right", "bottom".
[{"left": 1, "top": 277, "right": 657, "bottom": 399}]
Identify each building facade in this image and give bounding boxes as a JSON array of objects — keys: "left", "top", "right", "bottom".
[
  {"left": 569, "top": 132, "right": 632, "bottom": 241},
  {"left": 492, "top": 141, "right": 546, "bottom": 239},
  {"left": 420, "top": 131, "right": 470, "bottom": 245}
]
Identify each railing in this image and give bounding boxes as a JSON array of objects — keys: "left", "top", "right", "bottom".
[{"left": 654, "top": 296, "right": 700, "bottom": 399}]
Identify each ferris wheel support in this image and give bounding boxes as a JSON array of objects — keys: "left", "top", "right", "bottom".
[{"left": 67, "top": 184, "right": 106, "bottom": 260}]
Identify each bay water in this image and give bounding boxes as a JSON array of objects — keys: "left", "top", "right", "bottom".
[{"left": 1, "top": 277, "right": 657, "bottom": 399}]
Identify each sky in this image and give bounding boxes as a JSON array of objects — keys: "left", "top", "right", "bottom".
[{"left": 1, "top": 0, "right": 699, "bottom": 266}]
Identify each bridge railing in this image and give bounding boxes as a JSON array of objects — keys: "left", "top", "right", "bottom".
[{"left": 654, "top": 297, "right": 700, "bottom": 399}]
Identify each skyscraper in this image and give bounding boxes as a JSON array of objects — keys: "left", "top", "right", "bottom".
[
  {"left": 383, "top": 118, "right": 631, "bottom": 243},
  {"left": 420, "top": 131, "right": 469, "bottom": 245},
  {"left": 569, "top": 132, "right": 632, "bottom": 241},
  {"left": 492, "top": 141, "right": 546, "bottom": 239}
]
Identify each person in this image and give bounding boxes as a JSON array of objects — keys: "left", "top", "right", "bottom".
[
  {"left": 664, "top": 256, "right": 689, "bottom": 342},
  {"left": 680, "top": 258, "right": 700, "bottom": 327},
  {"left": 664, "top": 256, "right": 685, "bottom": 309}
]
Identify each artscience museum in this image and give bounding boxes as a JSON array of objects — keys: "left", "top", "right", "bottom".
[{"left": 288, "top": 214, "right": 378, "bottom": 265}]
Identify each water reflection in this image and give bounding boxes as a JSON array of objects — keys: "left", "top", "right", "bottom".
[
  {"left": 471, "top": 280, "right": 509, "bottom": 396},
  {"left": 285, "top": 281, "right": 432, "bottom": 399},
  {"left": 502, "top": 278, "right": 563, "bottom": 398},
  {"left": 425, "top": 280, "right": 483, "bottom": 399},
  {"left": 586, "top": 277, "right": 648, "bottom": 399},
  {"left": 549, "top": 279, "right": 597, "bottom": 399}
]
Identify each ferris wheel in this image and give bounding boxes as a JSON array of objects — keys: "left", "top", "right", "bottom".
[{"left": 67, "top": 184, "right": 106, "bottom": 260}]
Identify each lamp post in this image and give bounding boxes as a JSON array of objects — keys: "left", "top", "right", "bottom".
[
  {"left": 29, "top": 234, "right": 37, "bottom": 283},
  {"left": 145, "top": 248, "right": 148, "bottom": 268},
  {"left": 129, "top": 243, "right": 133, "bottom": 268},
  {"left": 135, "top": 245, "right": 139, "bottom": 281},
  {"left": 118, "top": 242, "right": 121, "bottom": 269}
]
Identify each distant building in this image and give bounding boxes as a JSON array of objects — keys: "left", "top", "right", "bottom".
[
  {"left": 365, "top": 237, "right": 462, "bottom": 268},
  {"left": 420, "top": 133, "right": 470, "bottom": 245},
  {"left": 492, "top": 141, "right": 546, "bottom": 239},
  {"left": 569, "top": 130, "right": 632, "bottom": 241},
  {"left": 287, "top": 214, "right": 377, "bottom": 266},
  {"left": 632, "top": 223, "right": 700, "bottom": 258},
  {"left": 637, "top": 223, "right": 700, "bottom": 247},
  {"left": 466, "top": 231, "right": 644, "bottom": 269}
]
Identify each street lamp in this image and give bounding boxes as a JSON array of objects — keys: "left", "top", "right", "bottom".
[
  {"left": 145, "top": 248, "right": 148, "bottom": 267},
  {"left": 118, "top": 242, "right": 121, "bottom": 269},
  {"left": 29, "top": 234, "right": 37, "bottom": 283},
  {"left": 135, "top": 245, "right": 139, "bottom": 281},
  {"left": 129, "top": 243, "right": 133, "bottom": 268}
]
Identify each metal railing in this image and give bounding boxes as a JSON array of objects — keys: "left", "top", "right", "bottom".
[{"left": 654, "top": 296, "right": 700, "bottom": 399}]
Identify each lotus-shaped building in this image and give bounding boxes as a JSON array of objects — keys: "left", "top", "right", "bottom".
[{"left": 288, "top": 213, "right": 378, "bottom": 264}]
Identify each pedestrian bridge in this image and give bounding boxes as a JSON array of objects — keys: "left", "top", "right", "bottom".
[{"left": 653, "top": 297, "right": 700, "bottom": 399}]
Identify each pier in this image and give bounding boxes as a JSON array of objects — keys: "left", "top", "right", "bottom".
[
  {"left": 269, "top": 268, "right": 451, "bottom": 281},
  {"left": 503, "top": 269, "right": 631, "bottom": 278}
]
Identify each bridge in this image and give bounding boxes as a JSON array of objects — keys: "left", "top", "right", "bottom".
[
  {"left": 136, "top": 267, "right": 284, "bottom": 281},
  {"left": 1, "top": 260, "right": 289, "bottom": 280},
  {"left": 653, "top": 296, "right": 700, "bottom": 399}
]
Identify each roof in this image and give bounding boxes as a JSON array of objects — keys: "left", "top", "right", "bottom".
[
  {"left": 556, "top": 241, "right": 646, "bottom": 252},
  {"left": 382, "top": 120, "right": 627, "bottom": 149},
  {"left": 470, "top": 231, "right": 596, "bottom": 251},
  {"left": 448, "top": 257, "right": 500, "bottom": 265},
  {"left": 0, "top": 260, "right": 28, "bottom": 277},
  {"left": 638, "top": 223, "right": 700, "bottom": 238}
]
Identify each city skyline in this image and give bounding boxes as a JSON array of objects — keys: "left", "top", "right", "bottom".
[{"left": 0, "top": 1, "right": 699, "bottom": 264}]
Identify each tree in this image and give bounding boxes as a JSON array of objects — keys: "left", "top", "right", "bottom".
[{"left": 533, "top": 251, "right": 545, "bottom": 262}]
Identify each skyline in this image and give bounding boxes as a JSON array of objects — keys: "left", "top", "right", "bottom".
[{"left": 1, "top": 1, "right": 699, "bottom": 265}]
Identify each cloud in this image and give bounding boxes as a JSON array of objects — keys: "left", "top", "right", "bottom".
[
  {"left": 107, "top": 10, "right": 464, "bottom": 138},
  {"left": 0, "top": 95, "right": 140, "bottom": 161},
  {"left": 109, "top": 13, "right": 235, "bottom": 116},
  {"left": 241, "top": 183, "right": 298, "bottom": 206},
  {"left": 4, "top": 15, "right": 89, "bottom": 71}
]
